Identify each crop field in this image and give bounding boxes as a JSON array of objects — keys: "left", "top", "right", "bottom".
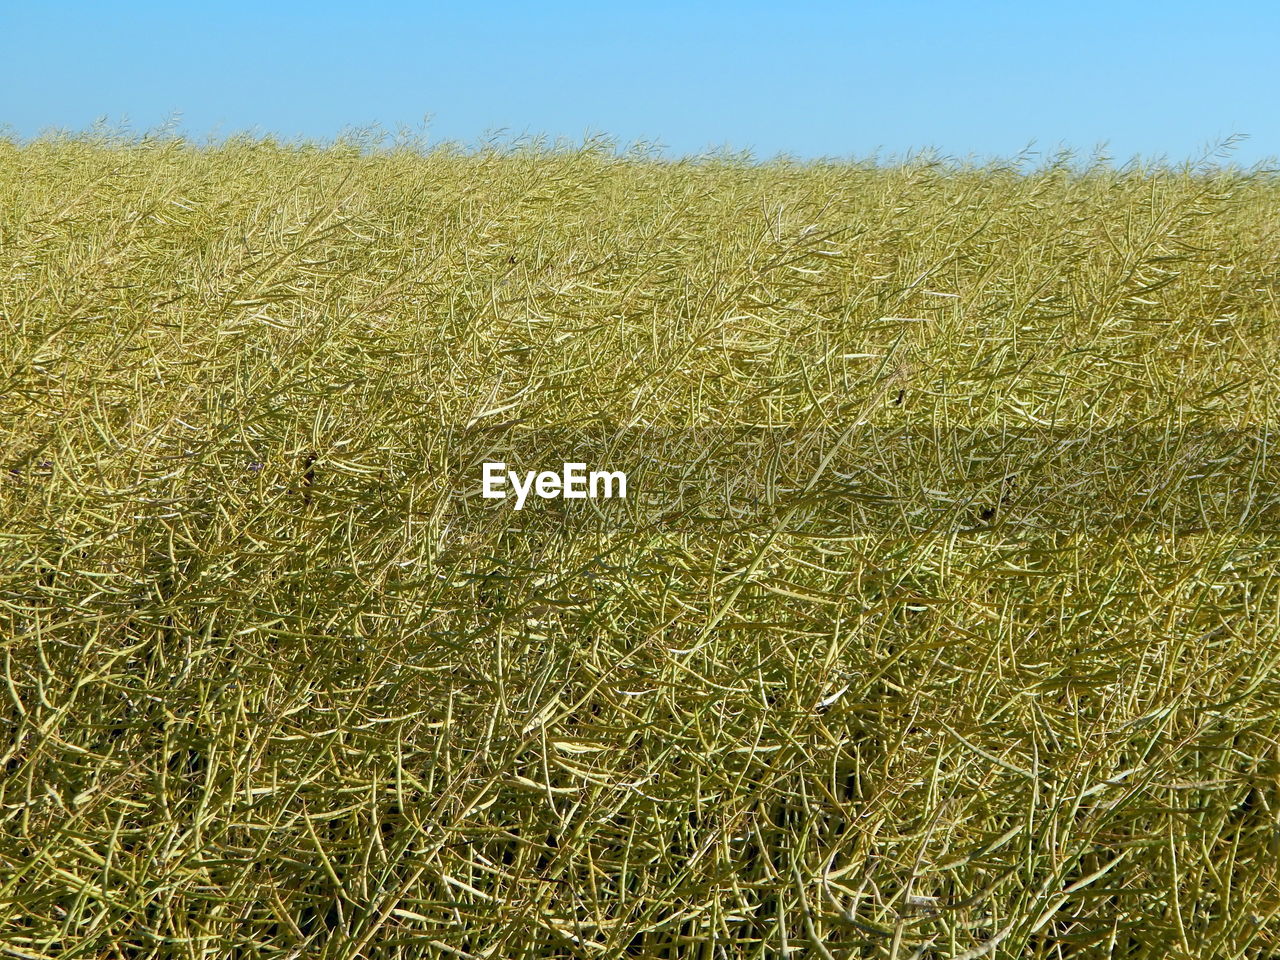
[{"left": 3, "top": 136, "right": 1280, "bottom": 958}]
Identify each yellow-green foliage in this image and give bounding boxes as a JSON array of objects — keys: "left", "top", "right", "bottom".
[{"left": 3, "top": 136, "right": 1280, "bottom": 957}]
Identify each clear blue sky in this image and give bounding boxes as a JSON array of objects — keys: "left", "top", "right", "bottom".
[{"left": 2, "top": 1, "right": 1276, "bottom": 164}]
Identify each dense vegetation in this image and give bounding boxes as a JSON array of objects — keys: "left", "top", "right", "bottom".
[{"left": 2, "top": 136, "right": 1280, "bottom": 958}]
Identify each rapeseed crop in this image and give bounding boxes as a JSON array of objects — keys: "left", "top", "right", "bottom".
[{"left": 2, "top": 134, "right": 1280, "bottom": 957}]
